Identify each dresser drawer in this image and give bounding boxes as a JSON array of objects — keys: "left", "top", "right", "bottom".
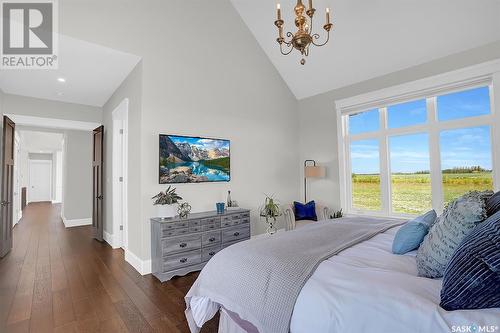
[
  {"left": 240, "top": 217, "right": 250, "bottom": 225},
  {"left": 221, "top": 219, "right": 233, "bottom": 228},
  {"left": 189, "top": 226, "right": 202, "bottom": 233},
  {"left": 202, "top": 223, "right": 219, "bottom": 231},
  {"left": 202, "top": 245, "right": 221, "bottom": 262},
  {"left": 163, "top": 249, "right": 201, "bottom": 271},
  {"left": 189, "top": 219, "right": 201, "bottom": 228},
  {"left": 161, "top": 234, "right": 201, "bottom": 255},
  {"left": 175, "top": 220, "right": 189, "bottom": 229},
  {"left": 241, "top": 212, "right": 250, "bottom": 219},
  {"left": 162, "top": 227, "right": 189, "bottom": 238},
  {"left": 201, "top": 217, "right": 220, "bottom": 225},
  {"left": 202, "top": 231, "right": 221, "bottom": 246},
  {"left": 231, "top": 214, "right": 241, "bottom": 220},
  {"left": 222, "top": 226, "right": 250, "bottom": 243}
]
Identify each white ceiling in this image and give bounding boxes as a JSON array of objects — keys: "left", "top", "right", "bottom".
[
  {"left": 19, "top": 130, "right": 63, "bottom": 153},
  {"left": 231, "top": 0, "right": 500, "bottom": 99},
  {"left": 0, "top": 34, "right": 141, "bottom": 107}
]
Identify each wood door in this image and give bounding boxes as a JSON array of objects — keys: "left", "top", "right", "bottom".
[
  {"left": 29, "top": 160, "right": 52, "bottom": 202},
  {"left": 1, "top": 116, "right": 15, "bottom": 257},
  {"left": 92, "top": 126, "right": 104, "bottom": 241}
]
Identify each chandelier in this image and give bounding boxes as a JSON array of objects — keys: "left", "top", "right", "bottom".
[{"left": 274, "top": 0, "right": 333, "bottom": 65}]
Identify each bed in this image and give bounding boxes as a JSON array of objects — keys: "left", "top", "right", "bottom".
[{"left": 185, "top": 217, "right": 500, "bottom": 333}]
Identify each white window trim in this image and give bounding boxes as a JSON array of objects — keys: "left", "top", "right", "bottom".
[{"left": 335, "top": 59, "right": 500, "bottom": 218}]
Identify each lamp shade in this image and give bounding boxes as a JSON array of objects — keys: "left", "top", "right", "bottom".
[{"left": 305, "top": 165, "right": 325, "bottom": 178}]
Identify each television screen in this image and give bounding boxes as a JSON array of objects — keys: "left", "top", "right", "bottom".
[{"left": 159, "top": 134, "right": 230, "bottom": 183}]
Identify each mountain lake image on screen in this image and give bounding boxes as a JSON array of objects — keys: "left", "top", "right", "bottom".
[{"left": 159, "top": 134, "right": 230, "bottom": 183}]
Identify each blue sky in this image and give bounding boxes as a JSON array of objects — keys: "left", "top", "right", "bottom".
[
  {"left": 350, "top": 87, "right": 492, "bottom": 174},
  {"left": 169, "top": 135, "right": 229, "bottom": 150}
]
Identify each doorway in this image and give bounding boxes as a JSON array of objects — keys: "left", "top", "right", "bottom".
[
  {"left": 28, "top": 160, "right": 53, "bottom": 202},
  {"left": 112, "top": 99, "right": 128, "bottom": 250}
]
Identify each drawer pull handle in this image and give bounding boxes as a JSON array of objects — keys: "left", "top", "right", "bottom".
[
  {"left": 233, "top": 232, "right": 240, "bottom": 236},
  {"left": 179, "top": 243, "right": 187, "bottom": 248},
  {"left": 209, "top": 237, "right": 216, "bottom": 242},
  {"left": 180, "top": 258, "right": 187, "bottom": 263},
  {"left": 209, "top": 251, "right": 216, "bottom": 256}
]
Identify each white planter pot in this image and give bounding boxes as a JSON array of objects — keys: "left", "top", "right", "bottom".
[{"left": 156, "top": 204, "right": 177, "bottom": 218}]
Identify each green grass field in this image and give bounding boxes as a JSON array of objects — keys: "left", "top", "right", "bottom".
[{"left": 352, "top": 172, "right": 493, "bottom": 214}]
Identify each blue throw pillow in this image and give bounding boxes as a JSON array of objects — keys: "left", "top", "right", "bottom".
[
  {"left": 440, "top": 210, "right": 500, "bottom": 310},
  {"left": 392, "top": 210, "right": 437, "bottom": 255},
  {"left": 294, "top": 201, "right": 317, "bottom": 221},
  {"left": 486, "top": 191, "right": 500, "bottom": 217}
]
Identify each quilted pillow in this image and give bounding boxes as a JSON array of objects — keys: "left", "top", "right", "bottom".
[
  {"left": 416, "top": 191, "right": 491, "bottom": 278},
  {"left": 440, "top": 210, "right": 500, "bottom": 310}
]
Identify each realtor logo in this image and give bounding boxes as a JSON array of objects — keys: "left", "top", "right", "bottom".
[{"left": 1, "top": 0, "right": 58, "bottom": 69}]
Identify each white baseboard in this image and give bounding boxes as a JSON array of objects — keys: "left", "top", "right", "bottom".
[
  {"left": 62, "top": 216, "right": 92, "bottom": 228},
  {"left": 103, "top": 231, "right": 122, "bottom": 249},
  {"left": 125, "top": 249, "right": 152, "bottom": 276}
]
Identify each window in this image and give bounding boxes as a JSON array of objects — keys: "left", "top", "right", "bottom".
[
  {"left": 389, "top": 133, "right": 431, "bottom": 214},
  {"left": 350, "top": 140, "right": 381, "bottom": 211},
  {"left": 343, "top": 85, "right": 496, "bottom": 216},
  {"left": 349, "top": 109, "right": 379, "bottom": 135},
  {"left": 437, "top": 86, "right": 490, "bottom": 121},
  {"left": 387, "top": 99, "right": 427, "bottom": 128},
  {"left": 440, "top": 126, "right": 493, "bottom": 204}
]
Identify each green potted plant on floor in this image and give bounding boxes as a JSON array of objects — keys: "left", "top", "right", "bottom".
[{"left": 259, "top": 195, "right": 282, "bottom": 235}]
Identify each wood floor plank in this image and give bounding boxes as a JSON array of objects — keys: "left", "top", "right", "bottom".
[{"left": 52, "top": 289, "right": 75, "bottom": 327}]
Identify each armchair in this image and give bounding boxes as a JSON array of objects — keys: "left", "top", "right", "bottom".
[{"left": 283, "top": 203, "right": 330, "bottom": 231}]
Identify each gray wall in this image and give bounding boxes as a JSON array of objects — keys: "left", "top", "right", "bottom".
[
  {"left": 102, "top": 62, "right": 142, "bottom": 241},
  {"left": 3, "top": 93, "right": 102, "bottom": 123},
  {"left": 298, "top": 41, "right": 500, "bottom": 211},
  {"left": 62, "top": 130, "right": 93, "bottom": 220},
  {"left": 63, "top": 1, "right": 300, "bottom": 261}
]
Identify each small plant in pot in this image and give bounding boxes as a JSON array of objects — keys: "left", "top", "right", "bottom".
[
  {"left": 152, "top": 186, "right": 182, "bottom": 219},
  {"left": 259, "top": 195, "right": 282, "bottom": 235}
]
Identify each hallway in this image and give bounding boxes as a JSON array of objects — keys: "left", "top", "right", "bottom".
[{"left": 0, "top": 203, "right": 218, "bottom": 333}]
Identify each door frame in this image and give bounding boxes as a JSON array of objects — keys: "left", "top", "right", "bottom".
[
  {"left": 112, "top": 98, "right": 129, "bottom": 250},
  {"left": 28, "top": 159, "right": 53, "bottom": 203}
]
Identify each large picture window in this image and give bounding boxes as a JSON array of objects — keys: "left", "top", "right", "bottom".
[{"left": 343, "top": 85, "right": 496, "bottom": 216}]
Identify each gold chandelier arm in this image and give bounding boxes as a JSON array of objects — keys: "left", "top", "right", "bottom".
[
  {"left": 279, "top": 41, "right": 294, "bottom": 55},
  {"left": 311, "top": 30, "right": 330, "bottom": 47}
]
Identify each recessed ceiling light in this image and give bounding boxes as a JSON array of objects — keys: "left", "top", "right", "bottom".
[
  {"left": 57, "top": 77, "right": 66, "bottom": 83},
  {"left": 57, "top": 92, "right": 64, "bottom": 96}
]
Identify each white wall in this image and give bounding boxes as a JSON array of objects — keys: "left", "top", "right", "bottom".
[
  {"left": 64, "top": 1, "right": 300, "bottom": 265},
  {"left": 62, "top": 130, "right": 93, "bottom": 221},
  {"left": 298, "top": 41, "right": 500, "bottom": 211}
]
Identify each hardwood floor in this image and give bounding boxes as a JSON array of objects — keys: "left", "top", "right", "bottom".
[{"left": 0, "top": 202, "right": 219, "bottom": 333}]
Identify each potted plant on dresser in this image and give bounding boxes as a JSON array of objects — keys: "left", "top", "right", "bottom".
[{"left": 152, "top": 186, "right": 182, "bottom": 218}]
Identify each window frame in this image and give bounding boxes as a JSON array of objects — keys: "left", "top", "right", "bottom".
[{"left": 336, "top": 61, "right": 500, "bottom": 218}]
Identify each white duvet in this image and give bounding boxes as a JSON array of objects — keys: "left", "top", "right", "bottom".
[{"left": 190, "top": 226, "right": 500, "bottom": 333}]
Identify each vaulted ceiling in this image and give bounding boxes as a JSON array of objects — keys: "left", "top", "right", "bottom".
[{"left": 231, "top": 0, "right": 500, "bottom": 99}]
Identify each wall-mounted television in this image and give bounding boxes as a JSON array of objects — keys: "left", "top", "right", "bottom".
[{"left": 159, "top": 134, "right": 230, "bottom": 184}]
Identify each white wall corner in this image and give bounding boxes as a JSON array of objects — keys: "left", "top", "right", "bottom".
[
  {"left": 62, "top": 216, "right": 92, "bottom": 228},
  {"left": 103, "top": 230, "right": 121, "bottom": 249},
  {"left": 124, "top": 249, "right": 152, "bottom": 276}
]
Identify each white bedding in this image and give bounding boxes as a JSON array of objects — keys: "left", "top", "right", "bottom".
[{"left": 190, "top": 226, "right": 500, "bottom": 333}]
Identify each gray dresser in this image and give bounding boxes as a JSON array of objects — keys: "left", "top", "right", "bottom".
[{"left": 150, "top": 209, "right": 251, "bottom": 282}]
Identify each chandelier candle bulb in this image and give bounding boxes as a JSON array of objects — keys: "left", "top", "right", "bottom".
[
  {"left": 308, "top": 0, "right": 313, "bottom": 11},
  {"left": 277, "top": 3, "right": 281, "bottom": 20},
  {"left": 326, "top": 8, "right": 330, "bottom": 24}
]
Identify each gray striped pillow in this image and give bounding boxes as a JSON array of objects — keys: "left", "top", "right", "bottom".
[{"left": 416, "top": 191, "right": 492, "bottom": 278}]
